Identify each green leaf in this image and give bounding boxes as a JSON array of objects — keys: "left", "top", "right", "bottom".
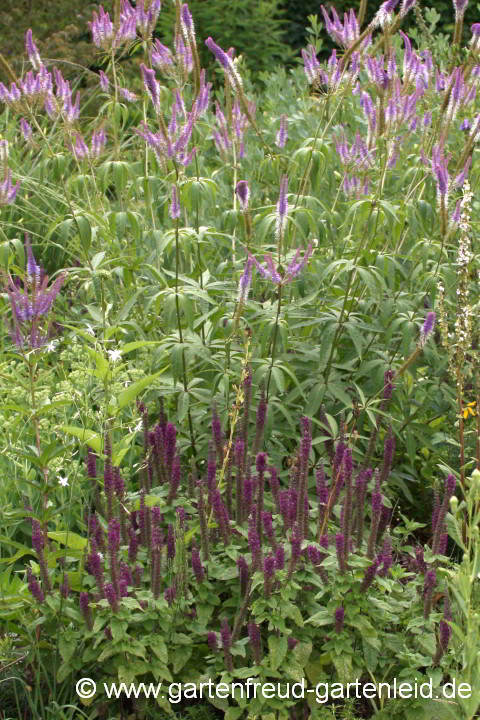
[
  {"left": 331, "top": 653, "right": 353, "bottom": 683},
  {"left": 59, "top": 635, "right": 77, "bottom": 663},
  {"left": 75, "top": 215, "right": 92, "bottom": 252},
  {"left": 268, "top": 635, "right": 288, "bottom": 671},
  {"left": 47, "top": 531, "right": 87, "bottom": 550},
  {"left": 60, "top": 426, "right": 102, "bottom": 453},
  {"left": 111, "top": 619, "right": 128, "bottom": 643},
  {"left": 150, "top": 637, "right": 168, "bottom": 664},
  {"left": 172, "top": 646, "right": 192, "bottom": 673},
  {"left": 305, "top": 609, "right": 332, "bottom": 627},
  {"left": 114, "top": 370, "right": 165, "bottom": 411}
]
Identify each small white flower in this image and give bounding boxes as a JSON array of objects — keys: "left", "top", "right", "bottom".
[
  {"left": 58, "top": 476, "right": 69, "bottom": 487},
  {"left": 133, "top": 420, "right": 143, "bottom": 433},
  {"left": 85, "top": 324, "right": 95, "bottom": 336},
  {"left": 107, "top": 349, "right": 122, "bottom": 362},
  {"left": 46, "top": 341, "right": 56, "bottom": 353}
]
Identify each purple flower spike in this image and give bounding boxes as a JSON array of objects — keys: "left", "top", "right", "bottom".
[
  {"left": 27, "top": 569, "right": 44, "bottom": 604},
  {"left": 275, "top": 544, "right": 285, "bottom": 570},
  {"left": 25, "top": 29, "right": 41, "bottom": 71},
  {"left": 420, "top": 312, "right": 436, "bottom": 346},
  {"left": 276, "top": 115, "right": 288, "bottom": 149},
  {"left": 105, "top": 582, "right": 118, "bottom": 611},
  {"left": 335, "top": 607, "right": 345, "bottom": 633},
  {"left": 141, "top": 64, "right": 160, "bottom": 113},
  {"left": 236, "top": 180, "right": 249, "bottom": 211},
  {"left": 237, "top": 256, "right": 253, "bottom": 305},
  {"left": 20, "top": 118, "right": 32, "bottom": 142},
  {"left": 99, "top": 70, "right": 109, "bottom": 93},
  {"left": 336, "top": 533, "right": 346, "bottom": 573},
  {"left": 192, "top": 546, "right": 205, "bottom": 583},
  {"left": 170, "top": 186, "right": 181, "bottom": 220},
  {"left": 205, "top": 37, "right": 243, "bottom": 91},
  {"left": 207, "top": 631, "right": 218, "bottom": 652},
  {"left": 275, "top": 175, "right": 289, "bottom": 251},
  {"left": 248, "top": 621, "right": 262, "bottom": 664}
]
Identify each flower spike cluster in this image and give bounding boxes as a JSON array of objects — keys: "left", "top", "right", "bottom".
[{"left": 4, "top": 235, "right": 66, "bottom": 350}]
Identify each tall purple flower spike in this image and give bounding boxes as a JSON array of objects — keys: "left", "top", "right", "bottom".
[
  {"left": 276, "top": 115, "right": 288, "bottom": 149},
  {"left": 276, "top": 175, "right": 288, "bottom": 251},
  {"left": 141, "top": 64, "right": 160, "bottom": 113},
  {"left": 205, "top": 37, "right": 243, "bottom": 91},
  {"left": 25, "top": 29, "right": 42, "bottom": 71},
  {"left": 237, "top": 257, "right": 253, "bottom": 305},
  {"left": 236, "top": 180, "right": 249, "bottom": 211},
  {"left": 170, "top": 186, "right": 181, "bottom": 220},
  {"left": 420, "top": 312, "right": 436, "bottom": 346}
]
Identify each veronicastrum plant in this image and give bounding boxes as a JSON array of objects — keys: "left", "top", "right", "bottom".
[{"left": 0, "top": 0, "right": 479, "bottom": 718}]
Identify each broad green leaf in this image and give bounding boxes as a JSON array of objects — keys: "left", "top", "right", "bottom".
[
  {"left": 47, "top": 531, "right": 88, "bottom": 550},
  {"left": 115, "top": 370, "right": 165, "bottom": 411},
  {"left": 268, "top": 635, "right": 288, "bottom": 671}
]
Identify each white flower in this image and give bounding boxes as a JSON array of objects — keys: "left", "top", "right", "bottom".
[
  {"left": 107, "top": 349, "right": 122, "bottom": 362},
  {"left": 133, "top": 420, "right": 143, "bottom": 433},
  {"left": 85, "top": 324, "right": 95, "bottom": 336},
  {"left": 58, "top": 476, "right": 69, "bottom": 487},
  {"left": 45, "top": 341, "right": 56, "bottom": 353}
]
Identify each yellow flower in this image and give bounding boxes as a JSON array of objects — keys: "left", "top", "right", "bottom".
[{"left": 463, "top": 401, "right": 476, "bottom": 419}]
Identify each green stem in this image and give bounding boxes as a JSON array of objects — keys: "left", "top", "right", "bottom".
[{"left": 266, "top": 284, "right": 283, "bottom": 403}]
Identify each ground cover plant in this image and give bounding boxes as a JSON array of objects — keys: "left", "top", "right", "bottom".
[{"left": 0, "top": 1, "right": 479, "bottom": 719}]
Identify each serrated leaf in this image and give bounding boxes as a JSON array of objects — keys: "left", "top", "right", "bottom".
[
  {"left": 331, "top": 653, "right": 353, "bottom": 683},
  {"left": 268, "top": 635, "right": 288, "bottom": 671}
]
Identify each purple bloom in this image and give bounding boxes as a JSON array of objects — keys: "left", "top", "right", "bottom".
[
  {"left": 276, "top": 175, "right": 289, "bottom": 252},
  {"left": 220, "top": 617, "right": 234, "bottom": 671},
  {"left": 237, "top": 256, "right": 253, "bottom": 306},
  {"left": 0, "top": 170, "right": 20, "bottom": 208},
  {"left": 420, "top": 312, "right": 436, "bottom": 346},
  {"left": 91, "top": 127, "right": 108, "bottom": 158},
  {"left": 167, "top": 524, "right": 175, "bottom": 560},
  {"left": 275, "top": 544, "right": 285, "bottom": 570},
  {"left": 192, "top": 546, "right": 205, "bottom": 583},
  {"left": 288, "top": 637, "right": 298, "bottom": 650},
  {"left": 335, "top": 607, "right": 345, "bottom": 633},
  {"left": 20, "top": 118, "right": 32, "bottom": 142},
  {"left": 205, "top": 37, "right": 242, "bottom": 90},
  {"left": 248, "top": 520, "right": 261, "bottom": 568},
  {"left": 170, "top": 186, "right": 181, "bottom": 220},
  {"left": 164, "top": 586, "right": 176, "bottom": 605},
  {"left": 454, "top": 156, "right": 471, "bottom": 188},
  {"left": 276, "top": 115, "right": 288, "bottom": 149},
  {"left": 151, "top": 39, "right": 174, "bottom": 71},
  {"left": 79, "top": 592, "right": 93, "bottom": 629},
  {"left": 290, "top": 522, "right": 302, "bottom": 564},
  {"left": 181, "top": 3, "right": 195, "bottom": 42},
  {"left": 284, "top": 243, "right": 314, "bottom": 283},
  {"left": 236, "top": 180, "right": 250, "bottom": 211},
  {"left": 25, "top": 29, "right": 41, "bottom": 71},
  {"left": 336, "top": 533, "right": 346, "bottom": 573},
  {"left": 248, "top": 621, "right": 262, "bottom": 664},
  {"left": 99, "top": 70, "right": 109, "bottom": 93},
  {"left": 361, "top": 556, "right": 381, "bottom": 591},
  {"left": 264, "top": 554, "right": 276, "bottom": 579},
  {"left": 237, "top": 555, "right": 249, "bottom": 595},
  {"left": 105, "top": 582, "right": 118, "bottom": 611},
  {"left": 141, "top": 64, "right": 160, "bottom": 112},
  {"left": 207, "top": 631, "right": 218, "bottom": 652},
  {"left": 27, "top": 569, "right": 44, "bottom": 604}
]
